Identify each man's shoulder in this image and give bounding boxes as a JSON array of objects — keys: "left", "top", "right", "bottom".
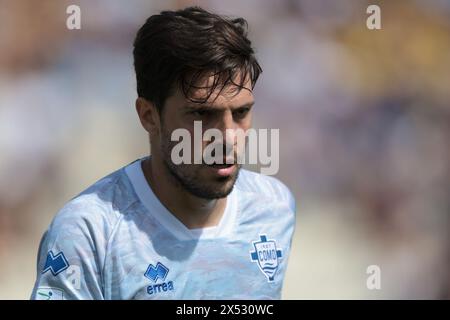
[
  {"left": 50, "top": 164, "right": 138, "bottom": 232},
  {"left": 235, "top": 169, "right": 296, "bottom": 212}
]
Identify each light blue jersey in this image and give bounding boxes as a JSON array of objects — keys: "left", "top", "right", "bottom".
[{"left": 31, "top": 158, "right": 296, "bottom": 300}]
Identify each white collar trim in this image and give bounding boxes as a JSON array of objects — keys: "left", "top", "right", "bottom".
[{"left": 125, "top": 158, "right": 238, "bottom": 240}]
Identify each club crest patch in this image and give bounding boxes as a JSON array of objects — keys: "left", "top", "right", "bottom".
[{"left": 250, "top": 235, "right": 282, "bottom": 282}]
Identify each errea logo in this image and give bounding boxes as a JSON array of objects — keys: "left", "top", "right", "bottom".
[
  {"left": 144, "top": 262, "right": 174, "bottom": 295},
  {"left": 43, "top": 251, "right": 69, "bottom": 276}
]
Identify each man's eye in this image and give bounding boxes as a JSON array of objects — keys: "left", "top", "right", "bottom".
[
  {"left": 233, "top": 108, "right": 250, "bottom": 118},
  {"left": 191, "top": 110, "right": 209, "bottom": 117}
]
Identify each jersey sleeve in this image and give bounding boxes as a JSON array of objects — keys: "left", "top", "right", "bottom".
[
  {"left": 267, "top": 175, "right": 297, "bottom": 214},
  {"left": 30, "top": 198, "right": 109, "bottom": 300}
]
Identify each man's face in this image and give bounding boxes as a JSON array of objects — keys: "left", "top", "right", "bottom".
[{"left": 156, "top": 76, "right": 254, "bottom": 199}]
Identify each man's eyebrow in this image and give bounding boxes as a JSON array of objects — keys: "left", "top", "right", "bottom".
[
  {"left": 184, "top": 101, "right": 255, "bottom": 110},
  {"left": 236, "top": 101, "right": 255, "bottom": 108},
  {"left": 184, "top": 103, "right": 212, "bottom": 109}
]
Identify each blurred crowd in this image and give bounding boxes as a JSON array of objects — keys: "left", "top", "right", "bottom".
[{"left": 0, "top": 0, "right": 449, "bottom": 299}]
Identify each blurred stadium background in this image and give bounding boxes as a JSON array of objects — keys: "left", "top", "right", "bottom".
[{"left": 0, "top": 0, "right": 449, "bottom": 299}]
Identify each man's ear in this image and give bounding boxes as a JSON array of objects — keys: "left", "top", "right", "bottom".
[{"left": 135, "top": 97, "right": 161, "bottom": 136}]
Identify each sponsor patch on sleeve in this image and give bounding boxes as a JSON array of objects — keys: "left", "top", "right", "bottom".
[{"left": 35, "top": 287, "right": 64, "bottom": 300}]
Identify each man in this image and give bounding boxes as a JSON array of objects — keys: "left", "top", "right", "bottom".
[{"left": 31, "top": 6, "right": 296, "bottom": 300}]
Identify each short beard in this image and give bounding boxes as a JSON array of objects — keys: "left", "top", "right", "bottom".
[
  {"left": 160, "top": 128, "right": 240, "bottom": 199},
  {"left": 164, "top": 160, "right": 240, "bottom": 199}
]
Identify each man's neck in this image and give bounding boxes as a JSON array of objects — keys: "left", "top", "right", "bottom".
[{"left": 141, "top": 157, "right": 227, "bottom": 229}]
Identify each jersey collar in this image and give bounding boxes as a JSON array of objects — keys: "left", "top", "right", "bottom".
[{"left": 125, "top": 158, "right": 238, "bottom": 241}]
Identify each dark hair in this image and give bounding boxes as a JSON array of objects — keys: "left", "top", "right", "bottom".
[{"left": 133, "top": 6, "right": 262, "bottom": 111}]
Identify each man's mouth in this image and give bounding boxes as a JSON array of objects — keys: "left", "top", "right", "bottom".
[
  {"left": 205, "top": 162, "right": 236, "bottom": 177},
  {"left": 207, "top": 163, "right": 234, "bottom": 168}
]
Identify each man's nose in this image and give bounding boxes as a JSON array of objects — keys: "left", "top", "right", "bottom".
[
  {"left": 216, "top": 110, "right": 236, "bottom": 141},
  {"left": 216, "top": 111, "right": 237, "bottom": 158}
]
